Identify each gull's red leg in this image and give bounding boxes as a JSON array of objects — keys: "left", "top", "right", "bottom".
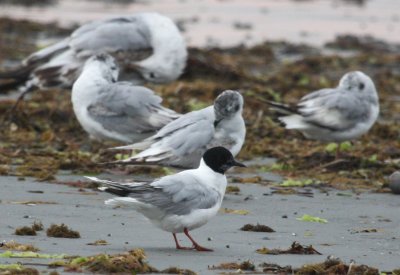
[
  {"left": 183, "top": 228, "right": 213, "bottom": 252},
  {"left": 172, "top": 233, "right": 193, "bottom": 250}
]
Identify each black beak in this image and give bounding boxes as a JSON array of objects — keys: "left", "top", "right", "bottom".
[{"left": 232, "top": 160, "right": 246, "bottom": 168}]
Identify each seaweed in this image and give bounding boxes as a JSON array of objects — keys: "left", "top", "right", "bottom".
[
  {"left": 0, "top": 264, "right": 39, "bottom": 275},
  {"left": 46, "top": 224, "right": 80, "bottom": 238},
  {"left": 209, "top": 260, "right": 255, "bottom": 271},
  {"left": 240, "top": 223, "right": 275, "bottom": 232},
  {"left": 61, "top": 249, "right": 158, "bottom": 273},
  {"left": 296, "top": 257, "right": 379, "bottom": 275},
  {"left": 256, "top": 241, "right": 321, "bottom": 255},
  {"left": 14, "top": 226, "right": 36, "bottom": 236},
  {"left": 0, "top": 18, "right": 399, "bottom": 191},
  {"left": 0, "top": 240, "right": 38, "bottom": 252}
]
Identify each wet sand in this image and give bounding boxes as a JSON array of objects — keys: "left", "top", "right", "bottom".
[{"left": 1, "top": 173, "right": 399, "bottom": 273}]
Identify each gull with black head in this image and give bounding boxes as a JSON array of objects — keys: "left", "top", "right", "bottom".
[{"left": 86, "top": 146, "right": 246, "bottom": 251}]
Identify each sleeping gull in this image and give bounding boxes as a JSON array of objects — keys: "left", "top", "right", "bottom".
[
  {"left": 266, "top": 71, "right": 379, "bottom": 157},
  {"left": 86, "top": 146, "right": 246, "bottom": 251},
  {"left": 109, "top": 90, "right": 246, "bottom": 168},
  {"left": 72, "top": 53, "right": 180, "bottom": 143},
  {"left": 0, "top": 12, "right": 187, "bottom": 92}
]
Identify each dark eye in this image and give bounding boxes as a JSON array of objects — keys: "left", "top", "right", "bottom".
[
  {"left": 234, "top": 104, "right": 240, "bottom": 112},
  {"left": 149, "top": 72, "right": 155, "bottom": 78},
  {"left": 110, "top": 66, "right": 117, "bottom": 71},
  {"left": 358, "top": 83, "right": 365, "bottom": 90}
]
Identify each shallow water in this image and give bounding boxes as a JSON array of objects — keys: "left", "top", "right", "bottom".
[{"left": 0, "top": 0, "right": 399, "bottom": 47}]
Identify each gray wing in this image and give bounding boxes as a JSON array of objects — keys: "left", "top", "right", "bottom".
[
  {"left": 139, "top": 106, "right": 216, "bottom": 156},
  {"left": 130, "top": 173, "right": 221, "bottom": 216},
  {"left": 298, "top": 88, "right": 370, "bottom": 130},
  {"left": 87, "top": 83, "right": 179, "bottom": 135},
  {"left": 69, "top": 16, "right": 152, "bottom": 60}
]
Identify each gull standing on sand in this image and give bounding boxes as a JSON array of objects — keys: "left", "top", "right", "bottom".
[
  {"left": 266, "top": 71, "right": 379, "bottom": 157},
  {"left": 110, "top": 90, "right": 246, "bottom": 168},
  {"left": 0, "top": 12, "right": 187, "bottom": 92},
  {"left": 72, "top": 53, "right": 180, "bottom": 143},
  {"left": 86, "top": 146, "right": 246, "bottom": 251}
]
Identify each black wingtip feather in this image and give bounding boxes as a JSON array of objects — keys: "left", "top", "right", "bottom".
[{"left": 101, "top": 187, "right": 130, "bottom": 197}]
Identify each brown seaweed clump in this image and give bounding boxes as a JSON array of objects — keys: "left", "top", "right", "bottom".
[
  {"left": 14, "top": 221, "right": 44, "bottom": 236},
  {"left": 0, "top": 240, "right": 39, "bottom": 252},
  {"left": 240, "top": 223, "right": 275, "bottom": 232},
  {"left": 63, "top": 249, "right": 158, "bottom": 274},
  {"left": 46, "top": 223, "right": 80, "bottom": 238},
  {"left": 14, "top": 226, "right": 36, "bottom": 236},
  {"left": 256, "top": 241, "right": 321, "bottom": 255},
  {"left": 209, "top": 260, "right": 255, "bottom": 271},
  {"left": 260, "top": 257, "right": 381, "bottom": 274},
  {"left": 296, "top": 256, "right": 379, "bottom": 275},
  {"left": 0, "top": 266, "right": 39, "bottom": 275},
  {"left": 160, "top": 267, "right": 197, "bottom": 275},
  {"left": 51, "top": 249, "right": 196, "bottom": 274},
  {"left": 31, "top": 221, "right": 43, "bottom": 231}
]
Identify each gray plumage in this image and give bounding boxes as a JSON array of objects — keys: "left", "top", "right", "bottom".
[
  {"left": 0, "top": 12, "right": 187, "bottom": 91},
  {"left": 90, "top": 174, "right": 220, "bottom": 216},
  {"left": 268, "top": 71, "right": 379, "bottom": 143},
  {"left": 86, "top": 146, "right": 245, "bottom": 251},
  {"left": 111, "top": 90, "right": 246, "bottom": 168},
  {"left": 72, "top": 53, "right": 180, "bottom": 143}
]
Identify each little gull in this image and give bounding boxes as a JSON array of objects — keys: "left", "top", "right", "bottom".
[
  {"left": 72, "top": 53, "right": 180, "bottom": 143},
  {"left": 110, "top": 90, "right": 246, "bottom": 168},
  {"left": 86, "top": 146, "right": 246, "bottom": 251},
  {"left": 0, "top": 12, "right": 187, "bottom": 92},
  {"left": 266, "top": 71, "right": 379, "bottom": 158}
]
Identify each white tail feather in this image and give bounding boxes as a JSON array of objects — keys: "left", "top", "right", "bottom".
[{"left": 279, "top": 115, "right": 309, "bottom": 130}]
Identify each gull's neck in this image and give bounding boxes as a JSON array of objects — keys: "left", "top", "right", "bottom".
[{"left": 194, "top": 159, "right": 227, "bottom": 195}]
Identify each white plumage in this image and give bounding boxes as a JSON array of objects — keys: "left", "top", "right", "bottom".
[
  {"left": 72, "top": 53, "right": 180, "bottom": 143},
  {"left": 87, "top": 146, "right": 246, "bottom": 251},
  {"left": 0, "top": 12, "right": 187, "bottom": 91}
]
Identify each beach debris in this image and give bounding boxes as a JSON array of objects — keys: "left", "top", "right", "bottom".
[
  {"left": 225, "top": 186, "right": 241, "bottom": 194},
  {"left": 296, "top": 214, "right": 328, "bottom": 223},
  {"left": 220, "top": 208, "right": 249, "bottom": 215},
  {"left": 350, "top": 228, "right": 380, "bottom": 234},
  {"left": 31, "top": 221, "right": 43, "bottom": 231},
  {"left": 209, "top": 260, "right": 255, "bottom": 271},
  {"left": 87, "top": 240, "right": 108, "bottom": 246},
  {"left": 46, "top": 224, "right": 80, "bottom": 238},
  {"left": 260, "top": 263, "right": 294, "bottom": 273},
  {"left": 280, "top": 178, "right": 320, "bottom": 187},
  {"left": 256, "top": 241, "right": 322, "bottom": 255},
  {"left": 233, "top": 176, "right": 262, "bottom": 184},
  {"left": 0, "top": 251, "right": 66, "bottom": 259},
  {"left": 11, "top": 201, "right": 57, "bottom": 205},
  {"left": 296, "top": 256, "right": 379, "bottom": 275},
  {"left": 0, "top": 264, "right": 39, "bottom": 275},
  {"left": 0, "top": 240, "right": 38, "bottom": 252},
  {"left": 240, "top": 224, "right": 275, "bottom": 232},
  {"left": 14, "top": 226, "right": 36, "bottom": 236}
]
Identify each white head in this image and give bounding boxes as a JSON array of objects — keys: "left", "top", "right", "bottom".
[
  {"left": 214, "top": 90, "right": 244, "bottom": 122},
  {"left": 134, "top": 13, "right": 188, "bottom": 83},
  {"left": 84, "top": 53, "right": 120, "bottom": 83},
  {"left": 338, "top": 71, "right": 378, "bottom": 102}
]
